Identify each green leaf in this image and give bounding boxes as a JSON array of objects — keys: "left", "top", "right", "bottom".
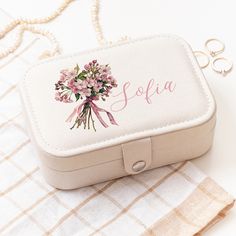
[
  {"left": 75, "top": 93, "right": 80, "bottom": 101},
  {"left": 78, "top": 71, "right": 87, "bottom": 80},
  {"left": 91, "top": 90, "right": 97, "bottom": 96},
  {"left": 99, "top": 88, "right": 105, "bottom": 93}
]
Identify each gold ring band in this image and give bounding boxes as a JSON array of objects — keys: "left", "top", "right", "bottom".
[
  {"left": 211, "top": 57, "right": 233, "bottom": 76},
  {"left": 205, "top": 38, "right": 225, "bottom": 57},
  {"left": 194, "top": 51, "right": 210, "bottom": 69}
]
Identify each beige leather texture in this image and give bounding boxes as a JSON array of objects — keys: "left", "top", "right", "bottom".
[{"left": 19, "top": 35, "right": 216, "bottom": 189}]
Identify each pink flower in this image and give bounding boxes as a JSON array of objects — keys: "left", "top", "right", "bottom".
[
  {"left": 74, "top": 80, "right": 83, "bottom": 90},
  {"left": 55, "top": 91, "right": 63, "bottom": 101},
  {"left": 71, "top": 87, "right": 79, "bottom": 94},
  {"left": 81, "top": 88, "right": 91, "bottom": 97},
  {"left": 84, "top": 64, "right": 90, "bottom": 70},
  {"left": 55, "top": 92, "right": 73, "bottom": 103},
  {"left": 62, "top": 94, "right": 73, "bottom": 103},
  {"left": 87, "top": 78, "right": 96, "bottom": 87},
  {"left": 59, "top": 74, "right": 67, "bottom": 82},
  {"left": 83, "top": 80, "right": 89, "bottom": 88},
  {"left": 60, "top": 69, "right": 76, "bottom": 81},
  {"left": 93, "top": 82, "right": 102, "bottom": 92},
  {"left": 67, "top": 79, "right": 74, "bottom": 88}
]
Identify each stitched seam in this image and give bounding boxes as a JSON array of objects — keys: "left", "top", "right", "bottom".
[{"left": 21, "top": 35, "right": 214, "bottom": 153}]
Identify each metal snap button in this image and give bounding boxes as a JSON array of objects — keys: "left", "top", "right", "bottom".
[{"left": 132, "top": 161, "right": 146, "bottom": 172}]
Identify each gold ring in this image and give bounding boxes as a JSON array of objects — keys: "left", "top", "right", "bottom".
[
  {"left": 211, "top": 57, "right": 233, "bottom": 76},
  {"left": 194, "top": 51, "right": 210, "bottom": 69},
  {"left": 205, "top": 38, "right": 225, "bottom": 57}
]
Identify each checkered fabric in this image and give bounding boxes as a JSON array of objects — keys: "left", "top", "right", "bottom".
[{"left": 0, "top": 5, "right": 234, "bottom": 236}]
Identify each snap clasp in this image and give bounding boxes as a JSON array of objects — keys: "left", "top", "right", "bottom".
[
  {"left": 122, "top": 137, "right": 152, "bottom": 175},
  {"left": 132, "top": 161, "right": 146, "bottom": 172}
]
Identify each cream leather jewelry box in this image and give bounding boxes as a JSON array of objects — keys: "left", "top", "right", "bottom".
[{"left": 19, "top": 35, "right": 216, "bottom": 190}]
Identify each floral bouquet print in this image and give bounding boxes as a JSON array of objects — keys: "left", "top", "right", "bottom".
[{"left": 55, "top": 60, "right": 118, "bottom": 131}]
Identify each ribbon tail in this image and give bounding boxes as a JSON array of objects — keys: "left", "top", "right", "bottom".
[
  {"left": 90, "top": 102, "right": 118, "bottom": 127},
  {"left": 66, "top": 108, "right": 77, "bottom": 122},
  {"left": 105, "top": 111, "right": 118, "bottom": 126},
  {"left": 65, "top": 101, "right": 85, "bottom": 122},
  {"left": 90, "top": 103, "right": 109, "bottom": 128}
]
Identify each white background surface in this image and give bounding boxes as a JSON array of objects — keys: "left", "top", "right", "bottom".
[{"left": 0, "top": 0, "right": 236, "bottom": 235}]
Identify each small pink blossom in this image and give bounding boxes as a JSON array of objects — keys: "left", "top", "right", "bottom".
[
  {"left": 60, "top": 69, "right": 76, "bottom": 81},
  {"left": 81, "top": 88, "right": 92, "bottom": 97},
  {"left": 55, "top": 92, "right": 73, "bottom": 103},
  {"left": 55, "top": 91, "right": 62, "bottom": 101},
  {"left": 84, "top": 64, "right": 90, "bottom": 70}
]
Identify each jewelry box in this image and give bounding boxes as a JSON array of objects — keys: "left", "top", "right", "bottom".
[{"left": 19, "top": 35, "right": 216, "bottom": 189}]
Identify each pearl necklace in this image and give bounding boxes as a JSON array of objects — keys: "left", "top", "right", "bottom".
[
  {"left": 0, "top": 0, "right": 74, "bottom": 59},
  {"left": 0, "top": 0, "right": 128, "bottom": 60},
  {"left": 0, "top": 24, "right": 62, "bottom": 59},
  {"left": 91, "top": 0, "right": 129, "bottom": 45}
]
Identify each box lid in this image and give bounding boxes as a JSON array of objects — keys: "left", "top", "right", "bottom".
[{"left": 20, "top": 35, "right": 216, "bottom": 158}]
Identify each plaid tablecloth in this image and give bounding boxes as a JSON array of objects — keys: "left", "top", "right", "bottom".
[{"left": 0, "top": 3, "right": 234, "bottom": 236}]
